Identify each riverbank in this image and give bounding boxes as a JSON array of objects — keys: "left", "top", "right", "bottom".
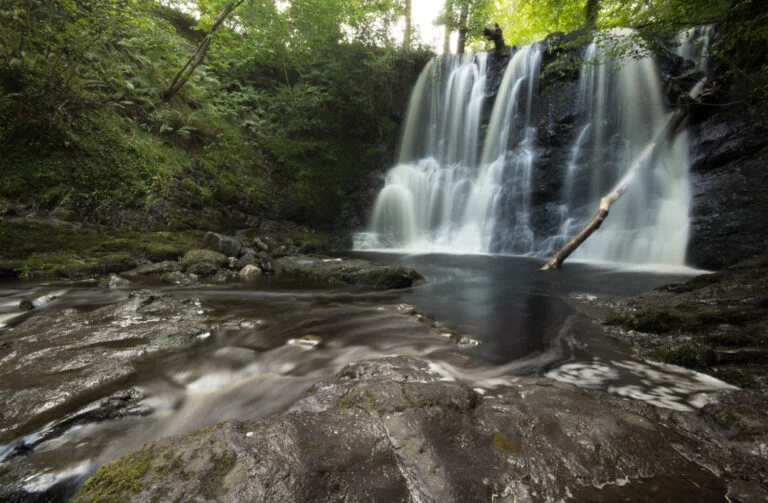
[
  {"left": 0, "top": 217, "right": 421, "bottom": 289},
  {"left": 1, "top": 249, "right": 766, "bottom": 502}
]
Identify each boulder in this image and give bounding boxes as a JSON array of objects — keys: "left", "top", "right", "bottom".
[
  {"left": 98, "top": 273, "right": 131, "bottom": 289},
  {"left": 235, "top": 253, "right": 259, "bottom": 270},
  {"left": 203, "top": 232, "right": 243, "bottom": 258},
  {"left": 182, "top": 250, "right": 228, "bottom": 277},
  {"left": 259, "top": 256, "right": 275, "bottom": 274},
  {"left": 253, "top": 238, "right": 269, "bottom": 253},
  {"left": 238, "top": 264, "right": 262, "bottom": 279}
]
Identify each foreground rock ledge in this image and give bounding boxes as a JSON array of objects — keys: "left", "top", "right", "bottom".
[{"left": 73, "top": 356, "right": 764, "bottom": 503}]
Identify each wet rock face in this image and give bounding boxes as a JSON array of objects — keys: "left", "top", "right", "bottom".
[
  {"left": 602, "top": 255, "right": 768, "bottom": 390},
  {"left": 686, "top": 113, "right": 768, "bottom": 270},
  {"left": 0, "top": 290, "right": 209, "bottom": 444},
  {"left": 73, "top": 355, "right": 755, "bottom": 503}
]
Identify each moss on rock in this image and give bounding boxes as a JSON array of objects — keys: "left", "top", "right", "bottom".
[
  {"left": 0, "top": 220, "right": 201, "bottom": 279},
  {"left": 182, "top": 249, "right": 228, "bottom": 271},
  {"left": 646, "top": 345, "right": 706, "bottom": 369},
  {"left": 493, "top": 432, "right": 523, "bottom": 455},
  {"left": 72, "top": 448, "right": 154, "bottom": 503}
]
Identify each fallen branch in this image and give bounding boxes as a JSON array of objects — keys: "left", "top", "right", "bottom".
[{"left": 540, "top": 78, "right": 707, "bottom": 270}]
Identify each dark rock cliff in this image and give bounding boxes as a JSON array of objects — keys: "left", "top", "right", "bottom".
[{"left": 686, "top": 111, "right": 768, "bottom": 269}]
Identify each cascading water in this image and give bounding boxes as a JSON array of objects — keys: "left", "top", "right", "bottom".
[
  {"left": 356, "top": 32, "right": 702, "bottom": 267},
  {"left": 675, "top": 25, "right": 714, "bottom": 72},
  {"left": 354, "top": 53, "right": 490, "bottom": 251},
  {"left": 542, "top": 33, "right": 692, "bottom": 265},
  {"left": 355, "top": 46, "right": 542, "bottom": 253}
]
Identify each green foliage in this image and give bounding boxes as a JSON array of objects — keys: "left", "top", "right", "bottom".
[
  {"left": 496, "top": 0, "right": 587, "bottom": 46},
  {"left": 0, "top": 0, "right": 431, "bottom": 227},
  {"left": 437, "top": 0, "right": 495, "bottom": 51}
]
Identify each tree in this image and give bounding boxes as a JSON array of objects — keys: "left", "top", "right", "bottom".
[
  {"left": 438, "top": 0, "right": 493, "bottom": 53},
  {"left": 495, "top": 0, "right": 586, "bottom": 45},
  {"left": 585, "top": 0, "right": 599, "bottom": 29},
  {"left": 163, "top": 0, "right": 248, "bottom": 102},
  {"left": 403, "top": 0, "right": 412, "bottom": 53}
]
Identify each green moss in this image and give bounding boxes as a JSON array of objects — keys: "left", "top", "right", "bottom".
[
  {"left": 0, "top": 221, "right": 202, "bottom": 279},
  {"left": 181, "top": 249, "right": 228, "bottom": 269},
  {"left": 73, "top": 448, "right": 154, "bottom": 503},
  {"left": 155, "top": 455, "right": 190, "bottom": 480},
  {"left": 493, "top": 432, "right": 523, "bottom": 454},
  {"left": 141, "top": 242, "right": 186, "bottom": 262},
  {"left": 647, "top": 345, "right": 705, "bottom": 369},
  {"left": 605, "top": 306, "right": 763, "bottom": 335},
  {"left": 335, "top": 388, "right": 376, "bottom": 411},
  {"left": 199, "top": 450, "right": 236, "bottom": 500},
  {"left": 337, "top": 364, "right": 359, "bottom": 380}
]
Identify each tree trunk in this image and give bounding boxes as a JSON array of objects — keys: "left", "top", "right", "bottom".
[
  {"left": 483, "top": 24, "right": 505, "bottom": 52},
  {"left": 456, "top": 3, "right": 468, "bottom": 54},
  {"left": 585, "top": 0, "right": 600, "bottom": 30},
  {"left": 540, "top": 78, "right": 706, "bottom": 271},
  {"left": 403, "top": 0, "right": 412, "bottom": 54},
  {"left": 163, "top": 0, "right": 245, "bottom": 102}
]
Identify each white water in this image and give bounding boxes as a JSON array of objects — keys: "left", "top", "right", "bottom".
[
  {"left": 675, "top": 25, "right": 714, "bottom": 73},
  {"left": 359, "top": 47, "right": 541, "bottom": 253},
  {"left": 357, "top": 33, "right": 699, "bottom": 267},
  {"left": 545, "top": 34, "right": 692, "bottom": 265}
]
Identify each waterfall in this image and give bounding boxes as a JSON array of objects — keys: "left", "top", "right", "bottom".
[
  {"left": 552, "top": 34, "right": 692, "bottom": 265},
  {"left": 355, "top": 33, "right": 696, "bottom": 267},
  {"left": 356, "top": 47, "right": 541, "bottom": 253},
  {"left": 675, "top": 25, "right": 714, "bottom": 72}
]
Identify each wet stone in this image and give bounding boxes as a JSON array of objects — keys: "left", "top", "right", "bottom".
[{"left": 72, "top": 356, "right": 753, "bottom": 503}]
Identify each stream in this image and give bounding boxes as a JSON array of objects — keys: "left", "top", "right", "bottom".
[{"left": 0, "top": 254, "right": 734, "bottom": 501}]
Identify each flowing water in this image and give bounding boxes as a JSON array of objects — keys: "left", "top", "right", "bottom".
[
  {"left": 542, "top": 36, "right": 692, "bottom": 264},
  {"left": 0, "top": 257, "right": 734, "bottom": 500},
  {"left": 358, "top": 33, "right": 705, "bottom": 267}
]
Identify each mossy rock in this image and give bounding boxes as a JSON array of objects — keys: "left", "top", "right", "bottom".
[
  {"left": 351, "top": 267, "right": 424, "bottom": 289},
  {"left": 90, "top": 253, "right": 139, "bottom": 275},
  {"left": 646, "top": 345, "right": 705, "bottom": 369},
  {"left": 187, "top": 262, "right": 220, "bottom": 277},
  {"left": 141, "top": 242, "right": 186, "bottom": 262},
  {"left": 14, "top": 251, "right": 136, "bottom": 279},
  {"left": 0, "top": 221, "right": 201, "bottom": 279},
  {"left": 72, "top": 448, "right": 154, "bottom": 503},
  {"left": 606, "top": 306, "right": 764, "bottom": 335},
  {"left": 182, "top": 249, "right": 228, "bottom": 270}
]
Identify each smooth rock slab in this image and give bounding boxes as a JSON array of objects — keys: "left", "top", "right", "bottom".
[
  {"left": 73, "top": 356, "right": 757, "bottom": 503},
  {"left": 0, "top": 290, "right": 209, "bottom": 444}
]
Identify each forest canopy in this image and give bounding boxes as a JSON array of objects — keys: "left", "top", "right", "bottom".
[{"left": 0, "top": 0, "right": 766, "bottom": 227}]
